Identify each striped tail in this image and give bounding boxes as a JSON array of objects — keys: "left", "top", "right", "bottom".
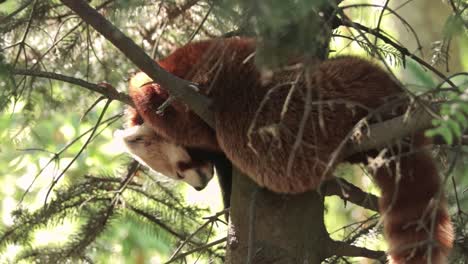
[{"left": 373, "top": 137, "right": 453, "bottom": 263}]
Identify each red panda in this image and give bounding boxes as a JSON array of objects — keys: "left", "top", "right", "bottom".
[{"left": 122, "top": 37, "right": 453, "bottom": 263}]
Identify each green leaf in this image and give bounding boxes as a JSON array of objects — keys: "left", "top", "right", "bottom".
[
  {"left": 446, "top": 119, "right": 463, "bottom": 138},
  {"left": 406, "top": 59, "right": 436, "bottom": 90}
]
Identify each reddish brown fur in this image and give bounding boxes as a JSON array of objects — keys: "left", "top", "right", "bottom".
[
  {"left": 129, "top": 73, "right": 218, "bottom": 150},
  {"left": 126, "top": 107, "right": 143, "bottom": 127},
  {"left": 128, "top": 37, "right": 453, "bottom": 263},
  {"left": 375, "top": 136, "right": 453, "bottom": 263}
]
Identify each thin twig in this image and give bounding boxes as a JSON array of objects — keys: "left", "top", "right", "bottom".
[
  {"left": 44, "top": 99, "right": 113, "bottom": 205},
  {"left": 12, "top": 69, "right": 133, "bottom": 106},
  {"left": 167, "top": 209, "right": 227, "bottom": 262},
  {"left": 339, "top": 18, "right": 458, "bottom": 91},
  {"left": 164, "top": 237, "right": 227, "bottom": 264},
  {"left": 17, "top": 114, "right": 122, "bottom": 204}
]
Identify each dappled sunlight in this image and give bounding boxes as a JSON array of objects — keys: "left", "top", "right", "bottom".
[
  {"left": 2, "top": 197, "right": 16, "bottom": 226},
  {"left": 1, "top": 244, "right": 21, "bottom": 263},
  {"left": 33, "top": 220, "right": 78, "bottom": 247}
]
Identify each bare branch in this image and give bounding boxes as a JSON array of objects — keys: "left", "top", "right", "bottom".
[
  {"left": 11, "top": 68, "right": 133, "bottom": 106},
  {"left": 322, "top": 178, "right": 379, "bottom": 212},
  {"left": 343, "top": 107, "right": 434, "bottom": 157},
  {"left": 327, "top": 240, "right": 386, "bottom": 260}
]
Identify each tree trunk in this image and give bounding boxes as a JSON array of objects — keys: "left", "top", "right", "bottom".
[{"left": 225, "top": 168, "right": 332, "bottom": 264}]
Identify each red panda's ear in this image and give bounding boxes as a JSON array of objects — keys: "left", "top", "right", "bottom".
[
  {"left": 129, "top": 71, "right": 170, "bottom": 105},
  {"left": 125, "top": 107, "right": 144, "bottom": 126},
  {"left": 151, "top": 83, "right": 169, "bottom": 99},
  {"left": 130, "top": 83, "right": 170, "bottom": 113}
]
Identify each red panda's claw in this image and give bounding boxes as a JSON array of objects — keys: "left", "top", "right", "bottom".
[
  {"left": 156, "top": 96, "right": 176, "bottom": 115},
  {"left": 188, "top": 83, "right": 200, "bottom": 92}
]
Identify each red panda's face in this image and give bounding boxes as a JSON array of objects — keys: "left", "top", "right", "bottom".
[{"left": 114, "top": 123, "right": 214, "bottom": 190}]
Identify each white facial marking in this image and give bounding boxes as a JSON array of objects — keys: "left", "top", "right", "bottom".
[{"left": 114, "top": 123, "right": 214, "bottom": 190}]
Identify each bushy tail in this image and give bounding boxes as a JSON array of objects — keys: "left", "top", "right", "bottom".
[{"left": 374, "top": 137, "right": 453, "bottom": 263}]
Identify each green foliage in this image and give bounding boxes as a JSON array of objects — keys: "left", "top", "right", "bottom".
[
  {"left": 0, "top": 0, "right": 22, "bottom": 16},
  {"left": 333, "top": 31, "right": 404, "bottom": 67},
  {"left": 426, "top": 76, "right": 468, "bottom": 145},
  {"left": 216, "top": 0, "right": 337, "bottom": 67},
  {"left": 1, "top": 175, "right": 218, "bottom": 263},
  {"left": 405, "top": 58, "right": 437, "bottom": 90},
  {"left": 0, "top": 56, "right": 16, "bottom": 111}
]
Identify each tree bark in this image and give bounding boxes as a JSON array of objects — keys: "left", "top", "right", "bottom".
[{"left": 225, "top": 169, "right": 331, "bottom": 264}]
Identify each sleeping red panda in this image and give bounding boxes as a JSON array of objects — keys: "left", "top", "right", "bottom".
[
  {"left": 120, "top": 37, "right": 453, "bottom": 263},
  {"left": 116, "top": 106, "right": 232, "bottom": 206}
]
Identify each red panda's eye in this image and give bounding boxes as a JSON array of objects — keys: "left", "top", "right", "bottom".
[
  {"left": 127, "top": 136, "right": 144, "bottom": 143},
  {"left": 176, "top": 161, "right": 192, "bottom": 171}
]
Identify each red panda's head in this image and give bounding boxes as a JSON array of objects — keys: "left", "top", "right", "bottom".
[
  {"left": 114, "top": 123, "right": 214, "bottom": 190},
  {"left": 119, "top": 47, "right": 222, "bottom": 190}
]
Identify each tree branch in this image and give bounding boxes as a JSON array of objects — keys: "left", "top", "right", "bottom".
[
  {"left": 322, "top": 178, "right": 379, "bottom": 212},
  {"left": 11, "top": 68, "right": 133, "bottom": 106},
  {"left": 343, "top": 107, "right": 434, "bottom": 157},
  {"left": 59, "top": 0, "right": 214, "bottom": 127},
  {"left": 128, "top": 205, "right": 225, "bottom": 261},
  {"left": 127, "top": 205, "right": 188, "bottom": 239},
  {"left": 164, "top": 237, "right": 227, "bottom": 264},
  {"left": 327, "top": 240, "right": 386, "bottom": 260}
]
